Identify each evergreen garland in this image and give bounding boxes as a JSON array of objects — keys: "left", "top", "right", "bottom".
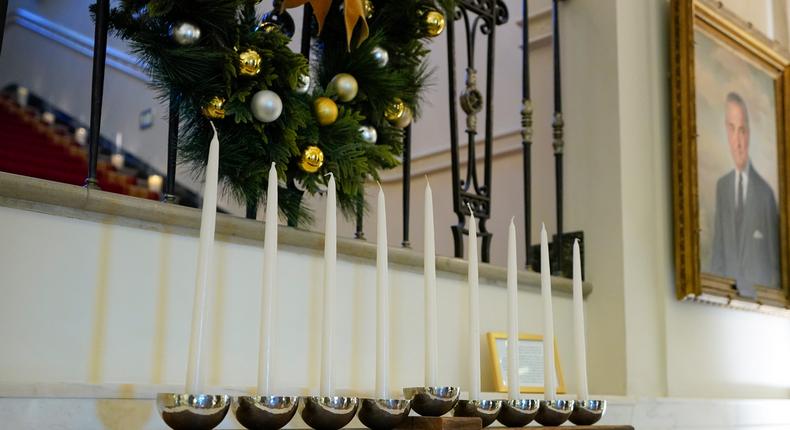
[{"left": 102, "top": 0, "right": 440, "bottom": 225}]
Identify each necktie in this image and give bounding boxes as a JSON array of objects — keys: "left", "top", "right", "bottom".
[{"left": 735, "top": 172, "right": 743, "bottom": 249}]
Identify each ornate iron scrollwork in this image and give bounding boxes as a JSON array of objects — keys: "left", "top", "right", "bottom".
[{"left": 445, "top": 0, "right": 509, "bottom": 262}]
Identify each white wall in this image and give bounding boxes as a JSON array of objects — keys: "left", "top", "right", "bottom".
[{"left": 0, "top": 203, "right": 579, "bottom": 396}]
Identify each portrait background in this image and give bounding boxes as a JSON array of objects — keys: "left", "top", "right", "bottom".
[{"left": 694, "top": 28, "right": 780, "bottom": 273}]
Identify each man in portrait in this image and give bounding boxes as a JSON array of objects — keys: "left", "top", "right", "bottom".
[{"left": 711, "top": 92, "right": 780, "bottom": 296}]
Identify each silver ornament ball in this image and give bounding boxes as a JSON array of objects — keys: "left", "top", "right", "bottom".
[
  {"left": 371, "top": 46, "right": 389, "bottom": 67},
  {"left": 359, "top": 125, "right": 378, "bottom": 144},
  {"left": 251, "top": 90, "right": 283, "bottom": 123},
  {"left": 171, "top": 21, "right": 201, "bottom": 45},
  {"left": 329, "top": 73, "right": 358, "bottom": 102},
  {"left": 295, "top": 74, "right": 311, "bottom": 94}
]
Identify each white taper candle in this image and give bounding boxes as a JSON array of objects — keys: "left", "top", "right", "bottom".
[
  {"left": 376, "top": 185, "right": 390, "bottom": 399},
  {"left": 320, "top": 173, "right": 337, "bottom": 397},
  {"left": 257, "top": 162, "right": 278, "bottom": 395},
  {"left": 467, "top": 209, "right": 481, "bottom": 400},
  {"left": 507, "top": 218, "right": 520, "bottom": 400},
  {"left": 573, "top": 240, "right": 589, "bottom": 400},
  {"left": 540, "top": 224, "right": 557, "bottom": 400},
  {"left": 185, "top": 123, "right": 220, "bottom": 394},
  {"left": 424, "top": 182, "right": 438, "bottom": 387}
]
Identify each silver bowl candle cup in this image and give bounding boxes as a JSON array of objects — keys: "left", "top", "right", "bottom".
[
  {"left": 534, "top": 399, "right": 574, "bottom": 426},
  {"left": 453, "top": 399, "right": 503, "bottom": 428},
  {"left": 301, "top": 396, "right": 359, "bottom": 430},
  {"left": 403, "top": 386, "right": 460, "bottom": 417},
  {"left": 568, "top": 399, "right": 607, "bottom": 425},
  {"left": 233, "top": 395, "right": 300, "bottom": 430},
  {"left": 496, "top": 399, "right": 539, "bottom": 427},
  {"left": 358, "top": 398, "right": 411, "bottom": 430},
  {"left": 156, "top": 393, "right": 231, "bottom": 430}
]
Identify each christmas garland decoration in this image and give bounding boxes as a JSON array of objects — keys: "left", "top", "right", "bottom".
[{"left": 103, "top": 0, "right": 444, "bottom": 225}]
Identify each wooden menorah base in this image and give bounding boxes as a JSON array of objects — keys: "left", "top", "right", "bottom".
[
  {"left": 395, "top": 417, "right": 482, "bottom": 430},
  {"left": 394, "top": 416, "right": 634, "bottom": 430}
]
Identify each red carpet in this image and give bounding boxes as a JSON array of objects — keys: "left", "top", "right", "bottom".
[{"left": 0, "top": 96, "right": 160, "bottom": 201}]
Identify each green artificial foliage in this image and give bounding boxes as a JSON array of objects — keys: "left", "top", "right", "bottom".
[{"left": 103, "top": 0, "right": 438, "bottom": 226}]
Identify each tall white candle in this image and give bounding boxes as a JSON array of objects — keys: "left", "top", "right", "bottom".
[
  {"left": 257, "top": 162, "right": 278, "bottom": 396},
  {"left": 376, "top": 185, "right": 389, "bottom": 399},
  {"left": 540, "top": 224, "right": 556, "bottom": 401},
  {"left": 467, "top": 210, "right": 481, "bottom": 400},
  {"left": 507, "top": 219, "right": 520, "bottom": 400},
  {"left": 320, "top": 173, "right": 337, "bottom": 397},
  {"left": 424, "top": 182, "right": 438, "bottom": 387},
  {"left": 573, "top": 240, "right": 589, "bottom": 400},
  {"left": 185, "top": 124, "right": 220, "bottom": 394}
]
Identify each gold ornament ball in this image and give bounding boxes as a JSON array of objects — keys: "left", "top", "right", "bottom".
[
  {"left": 394, "top": 106, "right": 413, "bottom": 128},
  {"left": 314, "top": 97, "right": 339, "bottom": 126},
  {"left": 300, "top": 145, "right": 324, "bottom": 173},
  {"left": 202, "top": 96, "right": 226, "bottom": 119},
  {"left": 364, "top": 0, "right": 375, "bottom": 19},
  {"left": 423, "top": 10, "right": 446, "bottom": 37},
  {"left": 239, "top": 49, "right": 262, "bottom": 76},
  {"left": 260, "top": 21, "right": 278, "bottom": 33},
  {"left": 329, "top": 73, "right": 358, "bottom": 103},
  {"left": 384, "top": 98, "right": 406, "bottom": 122}
]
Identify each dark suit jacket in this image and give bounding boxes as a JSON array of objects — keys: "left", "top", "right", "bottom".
[{"left": 711, "top": 165, "right": 780, "bottom": 297}]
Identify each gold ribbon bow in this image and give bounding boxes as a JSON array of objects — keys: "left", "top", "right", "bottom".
[{"left": 281, "top": 0, "right": 369, "bottom": 49}]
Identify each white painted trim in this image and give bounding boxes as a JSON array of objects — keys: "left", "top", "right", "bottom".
[{"left": 6, "top": 8, "right": 149, "bottom": 82}]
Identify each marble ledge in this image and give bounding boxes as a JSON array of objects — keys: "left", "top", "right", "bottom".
[{"left": 0, "top": 172, "right": 592, "bottom": 297}]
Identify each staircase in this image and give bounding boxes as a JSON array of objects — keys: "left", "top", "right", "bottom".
[{"left": 0, "top": 92, "right": 161, "bottom": 201}]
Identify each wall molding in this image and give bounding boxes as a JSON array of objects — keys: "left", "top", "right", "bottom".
[
  {"left": 6, "top": 8, "right": 149, "bottom": 82},
  {"left": 380, "top": 128, "right": 524, "bottom": 183}
]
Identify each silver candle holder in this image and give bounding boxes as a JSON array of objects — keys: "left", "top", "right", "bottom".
[
  {"left": 403, "top": 386, "right": 460, "bottom": 417},
  {"left": 301, "top": 396, "right": 359, "bottom": 430},
  {"left": 233, "top": 395, "right": 300, "bottom": 430},
  {"left": 358, "top": 398, "right": 411, "bottom": 430},
  {"left": 534, "top": 399, "right": 574, "bottom": 426},
  {"left": 568, "top": 399, "right": 606, "bottom": 425},
  {"left": 156, "top": 392, "right": 231, "bottom": 430},
  {"left": 496, "top": 398, "right": 539, "bottom": 427},
  {"left": 452, "top": 399, "right": 502, "bottom": 428}
]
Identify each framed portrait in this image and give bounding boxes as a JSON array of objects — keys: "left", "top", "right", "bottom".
[
  {"left": 670, "top": 0, "right": 790, "bottom": 310},
  {"left": 486, "top": 332, "right": 566, "bottom": 394}
]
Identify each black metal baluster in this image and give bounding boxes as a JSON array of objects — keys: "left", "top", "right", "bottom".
[
  {"left": 85, "top": 0, "right": 110, "bottom": 190},
  {"left": 446, "top": 3, "right": 463, "bottom": 258},
  {"left": 283, "top": 2, "right": 313, "bottom": 227},
  {"left": 402, "top": 125, "right": 412, "bottom": 248},
  {"left": 521, "top": 0, "right": 533, "bottom": 268},
  {"left": 163, "top": 92, "right": 179, "bottom": 203},
  {"left": 246, "top": 199, "right": 258, "bottom": 219},
  {"left": 355, "top": 191, "right": 365, "bottom": 239},
  {"left": 300, "top": 3, "right": 313, "bottom": 57},
  {"left": 552, "top": 0, "right": 565, "bottom": 275},
  {"left": 0, "top": 0, "right": 8, "bottom": 55},
  {"left": 480, "top": 0, "right": 498, "bottom": 263}
]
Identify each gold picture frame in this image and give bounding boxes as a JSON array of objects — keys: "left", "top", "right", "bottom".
[
  {"left": 486, "top": 332, "right": 566, "bottom": 394},
  {"left": 670, "top": 0, "right": 790, "bottom": 311}
]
